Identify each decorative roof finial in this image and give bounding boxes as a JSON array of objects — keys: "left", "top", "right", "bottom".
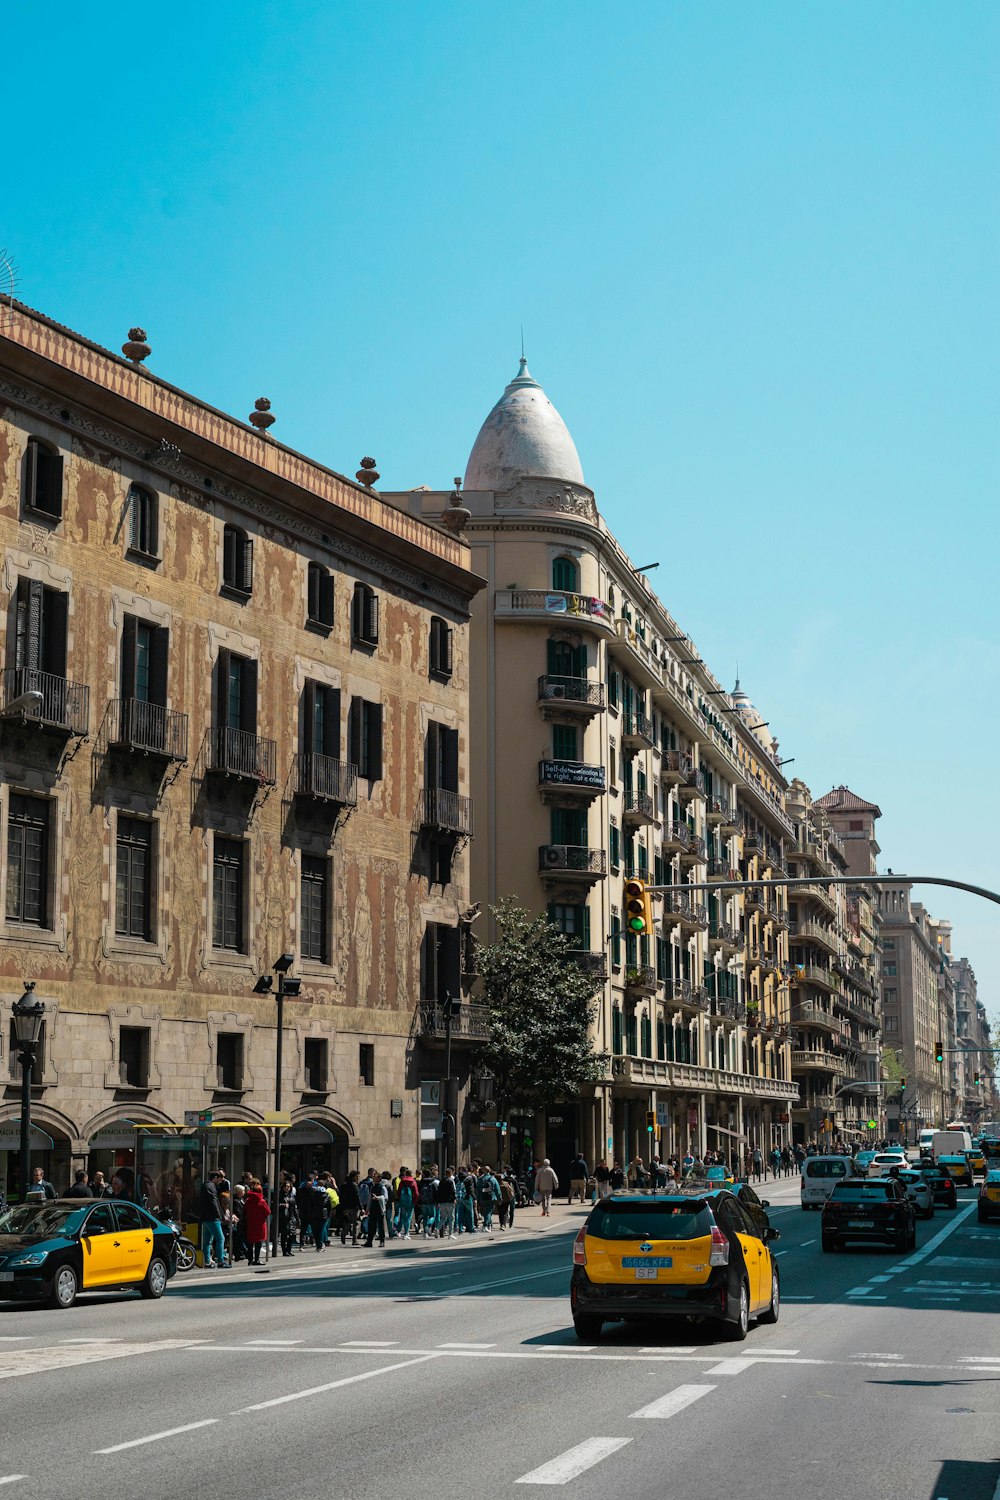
[
  {"left": 122, "top": 327, "right": 151, "bottom": 363},
  {"left": 356, "top": 457, "right": 379, "bottom": 488},
  {"left": 249, "top": 397, "right": 275, "bottom": 433},
  {"left": 440, "top": 475, "right": 471, "bottom": 535}
]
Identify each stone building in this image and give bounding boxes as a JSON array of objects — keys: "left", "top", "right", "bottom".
[
  {"left": 876, "top": 883, "right": 947, "bottom": 1139},
  {"left": 0, "top": 302, "right": 482, "bottom": 1203},
  {"left": 952, "top": 957, "right": 997, "bottom": 1121},
  {"left": 388, "top": 359, "right": 797, "bottom": 1179}
]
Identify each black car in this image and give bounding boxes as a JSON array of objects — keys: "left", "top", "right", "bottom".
[
  {"left": 821, "top": 1177, "right": 916, "bottom": 1251},
  {"left": 0, "top": 1199, "right": 178, "bottom": 1308},
  {"left": 919, "top": 1165, "right": 958, "bottom": 1210}
]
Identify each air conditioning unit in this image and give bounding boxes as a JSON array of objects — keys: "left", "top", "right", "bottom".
[
  {"left": 547, "top": 683, "right": 567, "bottom": 700},
  {"left": 543, "top": 846, "right": 564, "bottom": 867}
]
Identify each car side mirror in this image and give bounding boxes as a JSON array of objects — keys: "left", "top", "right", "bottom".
[
  {"left": 761, "top": 1200, "right": 770, "bottom": 1208},
  {"left": 764, "top": 1226, "right": 780, "bottom": 1242}
]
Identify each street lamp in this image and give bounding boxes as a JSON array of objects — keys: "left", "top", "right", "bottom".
[
  {"left": 254, "top": 954, "right": 300, "bottom": 1259},
  {"left": 12, "top": 982, "right": 45, "bottom": 1202}
]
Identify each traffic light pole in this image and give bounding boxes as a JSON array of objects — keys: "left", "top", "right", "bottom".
[{"left": 649, "top": 872, "right": 1000, "bottom": 907}]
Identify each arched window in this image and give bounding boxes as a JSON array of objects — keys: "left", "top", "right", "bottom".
[
  {"left": 551, "top": 556, "right": 578, "bottom": 592},
  {"left": 307, "top": 562, "right": 334, "bottom": 628},
  {"left": 22, "top": 437, "right": 63, "bottom": 520},
  {"left": 222, "top": 524, "right": 253, "bottom": 595}
]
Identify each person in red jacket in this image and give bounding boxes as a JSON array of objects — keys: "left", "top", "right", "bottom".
[{"left": 243, "top": 1179, "right": 271, "bottom": 1264}]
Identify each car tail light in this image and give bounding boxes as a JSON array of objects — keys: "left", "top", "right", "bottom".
[
  {"left": 709, "top": 1226, "right": 729, "bottom": 1266},
  {"left": 801, "top": 1177, "right": 806, "bottom": 1191},
  {"left": 573, "top": 1226, "right": 587, "bottom": 1266}
]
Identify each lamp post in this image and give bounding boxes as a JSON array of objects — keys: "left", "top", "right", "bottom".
[
  {"left": 254, "top": 954, "right": 301, "bottom": 1260},
  {"left": 12, "top": 983, "right": 45, "bottom": 1202}
]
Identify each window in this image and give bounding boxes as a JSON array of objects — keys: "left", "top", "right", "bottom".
[
  {"left": 216, "top": 1032, "right": 244, "bottom": 1091},
  {"left": 300, "top": 854, "right": 330, "bottom": 964},
  {"left": 426, "top": 722, "right": 459, "bottom": 793},
  {"left": 359, "top": 1042, "right": 374, "bottom": 1087},
  {"left": 214, "top": 651, "right": 258, "bottom": 764},
  {"left": 127, "top": 485, "right": 158, "bottom": 559},
  {"left": 121, "top": 618, "right": 167, "bottom": 708},
  {"left": 22, "top": 438, "right": 63, "bottom": 520},
  {"left": 301, "top": 681, "right": 340, "bottom": 759},
  {"left": 884, "top": 1015, "right": 898, "bottom": 1031},
  {"left": 612, "top": 1005, "right": 623, "bottom": 1054},
  {"left": 551, "top": 556, "right": 578, "bottom": 592},
  {"left": 552, "top": 724, "right": 578, "bottom": 761},
  {"left": 607, "top": 667, "right": 620, "bottom": 711},
  {"left": 118, "top": 1026, "right": 150, "bottom": 1088},
  {"left": 307, "top": 563, "right": 335, "bottom": 629},
  {"left": 429, "top": 617, "right": 454, "bottom": 679},
  {"left": 222, "top": 524, "right": 253, "bottom": 595},
  {"left": 12, "top": 579, "right": 67, "bottom": 680},
  {"left": 115, "top": 817, "right": 154, "bottom": 941},
  {"left": 849, "top": 819, "right": 863, "bottom": 831},
  {"left": 547, "top": 639, "right": 586, "bottom": 677},
  {"left": 212, "top": 837, "right": 245, "bottom": 953},
  {"left": 422, "top": 923, "right": 461, "bottom": 1003},
  {"left": 609, "top": 822, "right": 621, "bottom": 870},
  {"left": 882, "top": 938, "right": 896, "bottom": 950},
  {"left": 6, "top": 795, "right": 50, "bottom": 927},
  {"left": 611, "top": 911, "right": 622, "bottom": 968},
  {"left": 304, "top": 1037, "right": 328, "bottom": 1092},
  {"left": 351, "top": 583, "right": 379, "bottom": 646},
  {"left": 349, "top": 697, "right": 383, "bottom": 780},
  {"left": 884, "top": 963, "right": 897, "bottom": 977},
  {"left": 547, "top": 903, "right": 590, "bottom": 947}
]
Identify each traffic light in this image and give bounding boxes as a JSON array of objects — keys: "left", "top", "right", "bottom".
[
  {"left": 900, "top": 1076, "right": 906, "bottom": 1092},
  {"left": 624, "top": 877, "right": 653, "bottom": 936},
  {"left": 974, "top": 1071, "right": 981, "bottom": 1085},
  {"left": 645, "top": 1110, "right": 656, "bottom": 1134},
  {"left": 935, "top": 1039, "right": 944, "bottom": 1064}
]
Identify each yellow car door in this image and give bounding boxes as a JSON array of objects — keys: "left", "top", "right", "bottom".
[
  {"left": 113, "top": 1203, "right": 154, "bottom": 1284},
  {"left": 721, "top": 1197, "right": 764, "bottom": 1310},
  {"left": 79, "top": 1204, "right": 121, "bottom": 1288}
]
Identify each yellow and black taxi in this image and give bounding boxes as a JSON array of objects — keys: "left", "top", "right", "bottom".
[
  {"left": 570, "top": 1188, "right": 780, "bottom": 1343},
  {"left": 0, "top": 1198, "right": 178, "bottom": 1309},
  {"left": 978, "top": 1169, "right": 1000, "bottom": 1224}
]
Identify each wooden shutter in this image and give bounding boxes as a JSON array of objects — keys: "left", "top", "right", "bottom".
[
  {"left": 38, "top": 447, "right": 63, "bottom": 516},
  {"left": 366, "top": 591, "right": 379, "bottom": 643},
  {"left": 307, "top": 564, "right": 319, "bottom": 621},
  {"left": 150, "top": 626, "right": 169, "bottom": 707},
  {"left": 240, "top": 534, "right": 254, "bottom": 593},
  {"left": 425, "top": 721, "right": 439, "bottom": 787},
  {"left": 441, "top": 727, "right": 459, "bottom": 793},
  {"left": 348, "top": 698, "right": 361, "bottom": 769},
  {"left": 320, "top": 569, "right": 334, "bottom": 626},
  {"left": 20, "top": 579, "right": 44, "bottom": 673},
  {"left": 120, "top": 616, "right": 137, "bottom": 699},
  {"left": 352, "top": 585, "right": 363, "bottom": 640},
  {"left": 22, "top": 441, "right": 38, "bottom": 512},
  {"left": 369, "top": 702, "right": 383, "bottom": 780},
  {"left": 43, "top": 590, "right": 67, "bottom": 679},
  {"left": 301, "top": 680, "right": 316, "bottom": 754},
  {"left": 240, "top": 658, "right": 257, "bottom": 733},
  {"left": 323, "top": 687, "right": 341, "bottom": 757},
  {"left": 215, "top": 648, "right": 231, "bottom": 727},
  {"left": 223, "top": 526, "right": 236, "bottom": 588}
]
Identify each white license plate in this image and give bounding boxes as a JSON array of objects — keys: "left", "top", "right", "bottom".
[
  {"left": 634, "top": 1267, "right": 658, "bottom": 1280},
  {"left": 848, "top": 1220, "right": 874, "bottom": 1229},
  {"left": 0, "top": 1271, "right": 14, "bottom": 1282}
]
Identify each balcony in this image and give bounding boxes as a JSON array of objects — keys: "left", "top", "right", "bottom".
[
  {"left": 666, "top": 895, "right": 708, "bottom": 931},
  {"left": 745, "top": 943, "right": 764, "bottom": 970},
  {"left": 622, "top": 787, "right": 657, "bottom": 827},
  {"left": 792, "top": 1001, "right": 838, "bottom": 1031},
  {"left": 209, "top": 726, "right": 277, "bottom": 785},
  {"left": 423, "top": 787, "right": 475, "bottom": 837},
  {"left": 764, "top": 844, "right": 784, "bottom": 871},
  {"left": 538, "top": 759, "right": 606, "bottom": 804},
  {"left": 418, "top": 1003, "right": 491, "bottom": 1041},
  {"left": 796, "top": 962, "right": 839, "bottom": 993},
  {"left": 706, "top": 794, "right": 733, "bottom": 826},
  {"left": 568, "top": 950, "right": 609, "bottom": 982},
  {"left": 624, "top": 964, "right": 657, "bottom": 996},
  {"left": 608, "top": 619, "right": 664, "bottom": 690},
  {"left": 794, "top": 916, "right": 838, "bottom": 953},
  {"left": 537, "top": 675, "right": 606, "bottom": 719},
  {"left": 679, "top": 766, "right": 706, "bottom": 801},
  {"left": 710, "top": 995, "right": 747, "bottom": 1023},
  {"left": 538, "top": 845, "right": 607, "bottom": 884},
  {"left": 294, "top": 753, "right": 358, "bottom": 808},
  {"left": 108, "top": 698, "right": 188, "bottom": 762},
  {"left": 791, "top": 1049, "right": 846, "bottom": 1075},
  {"left": 495, "top": 589, "right": 615, "bottom": 638},
  {"left": 744, "top": 831, "right": 765, "bottom": 858},
  {"left": 799, "top": 881, "right": 838, "bottom": 918},
  {"left": 664, "top": 977, "right": 708, "bottom": 1010},
  {"left": 661, "top": 749, "right": 693, "bottom": 786},
  {"left": 707, "top": 856, "right": 740, "bottom": 883},
  {"left": 661, "top": 821, "right": 690, "bottom": 855},
  {"left": 765, "top": 901, "right": 788, "bottom": 929},
  {"left": 679, "top": 833, "right": 707, "bottom": 864},
  {"left": 621, "top": 709, "right": 655, "bottom": 751},
  {"left": 3, "top": 667, "right": 89, "bottom": 738},
  {"left": 708, "top": 921, "right": 744, "bottom": 955}
]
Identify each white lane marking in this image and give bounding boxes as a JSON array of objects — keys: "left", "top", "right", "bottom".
[
  {"left": 62, "top": 1338, "right": 121, "bottom": 1344},
  {"left": 932, "top": 1256, "right": 1000, "bottom": 1268},
  {"left": 0, "top": 1480, "right": 27, "bottom": 1488},
  {"left": 232, "top": 1353, "right": 441, "bottom": 1413},
  {"left": 341, "top": 1340, "right": 398, "bottom": 1347},
  {"left": 869, "top": 1275, "right": 893, "bottom": 1283},
  {"left": 801, "top": 1240, "right": 816, "bottom": 1247},
  {"left": 640, "top": 1346, "right": 696, "bottom": 1354},
  {"left": 756, "top": 1349, "right": 800, "bottom": 1356},
  {"left": 703, "top": 1357, "right": 754, "bottom": 1376},
  {"left": 847, "top": 1287, "right": 875, "bottom": 1296},
  {"left": 853, "top": 1352, "right": 902, "bottom": 1359},
  {"left": 850, "top": 1294, "right": 887, "bottom": 1300},
  {"left": 781, "top": 1295, "right": 814, "bottom": 1301},
  {"left": 450, "top": 1267, "right": 565, "bottom": 1296},
  {"left": 0, "top": 1337, "right": 30, "bottom": 1342},
  {"left": 438, "top": 1342, "right": 495, "bottom": 1349},
  {"left": 893, "top": 1200, "right": 977, "bottom": 1269},
  {"left": 0, "top": 1339, "right": 203, "bottom": 1381},
  {"left": 418, "top": 1272, "right": 461, "bottom": 1280},
  {"left": 630, "top": 1382, "right": 716, "bottom": 1419},
  {"left": 516, "top": 1437, "right": 632, "bottom": 1485},
  {"left": 96, "top": 1419, "right": 219, "bottom": 1454},
  {"left": 244, "top": 1339, "right": 304, "bottom": 1347}
]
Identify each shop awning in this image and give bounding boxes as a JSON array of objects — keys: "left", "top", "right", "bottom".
[
  {"left": 0, "top": 1122, "right": 54, "bottom": 1150},
  {"left": 707, "top": 1124, "right": 749, "bottom": 1141}
]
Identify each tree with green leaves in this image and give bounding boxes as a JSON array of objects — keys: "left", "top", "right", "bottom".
[{"left": 474, "top": 898, "right": 608, "bottom": 1118}]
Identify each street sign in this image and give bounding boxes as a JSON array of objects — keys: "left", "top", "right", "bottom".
[
  {"left": 142, "top": 1137, "right": 201, "bottom": 1153},
  {"left": 263, "top": 1111, "right": 292, "bottom": 1128},
  {"left": 183, "top": 1110, "right": 200, "bottom": 1128},
  {"left": 198, "top": 1110, "right": 213, "bottom": 1126}
]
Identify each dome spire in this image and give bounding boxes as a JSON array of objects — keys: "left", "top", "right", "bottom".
[{"left": 464, "top": 357, "right": 585, "bottom": 491}]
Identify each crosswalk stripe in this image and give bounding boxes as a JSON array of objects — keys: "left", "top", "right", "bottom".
[
  {"left": 630, "top": 1383, "right": 716, "bottom": 1419},
  {"left": 516, "top": 1437, "right": 632, "bottom": 1485}
]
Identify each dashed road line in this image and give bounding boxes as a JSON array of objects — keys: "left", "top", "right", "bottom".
[
  {"left": 516, "top": 1437, "right": 632, "bottom": 1485},
  {"left": 96, "top": 1419, "right": 219, "bottom": 1454},
  {"left": 245, "top": 1339, "right": 304, "bottom": 1346},
  {"left": 231, "top": 1353, "right": 441, "bottom": 1413},
  {"left": 341, "top": 1340, "right": 398, "bottom": 1347},
  {"left": 630, "top": 1382, "right": 716, "bottom": 1419},
  {"left": 0, "top": 1480, "right": 26, "bottom": 1488},
  {"left": 704, "top": 1357, "right": 754, "bottom": 1376},
  {"left": 437, "top": 1342, "right": 495, "bottom": 1349}
]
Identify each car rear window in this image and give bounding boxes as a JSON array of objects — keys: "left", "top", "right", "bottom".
[
  {"left": 588, "top": 1202, "right": 711, "bottom": 1241},
  {"left": 805, "top": 1160, "right": 849, "bottom": 1178},
  {"left": 830, "top": 1183, "right": 895, "bottom": 1201}
]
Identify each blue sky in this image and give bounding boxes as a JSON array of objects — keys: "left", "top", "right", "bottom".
[{"left": 5, "top": 2, "right": 998, "bottom": 1012}]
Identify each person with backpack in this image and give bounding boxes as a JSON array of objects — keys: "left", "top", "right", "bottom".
[
  {"left": 752, "top": 1146, "right": 764, "bottom": 1182},
  {"left": 568, "top": 1153, "right": 590, "bottom": 1204},
  {"left": 498, "top": 1172, "right": 516, "bottom": 1230},
  {"left": 365, "top": 1174, "right": 389, "bottom": 1247},
  {"left": 357, "top": 1169, "right": 376, "bottom": 1240},
  {"left": 476, "top": 1167, "right": 501, "bottom": 1232},
  {"left": 455, "top": 1170, "right": 477, "bottom": 1234},
  {"left": 396, "top": 1168, "right": 419, "bottom": 1239},
  {"left": 339, "top": 1170, "right": 362, "bottom": 1245},
  {"left": 434, "top": 1169, "right": 457, "bottom": 1238},
  {"left": 418, "top": 1170, "right": 438, "bottom": 1237}
]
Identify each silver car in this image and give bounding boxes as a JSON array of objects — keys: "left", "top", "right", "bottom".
[{"left": 893, "top": 1169, "right": 935, "bottom": 1220}]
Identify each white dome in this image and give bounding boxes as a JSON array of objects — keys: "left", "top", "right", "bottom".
[{"left": 464, "top": 358, "right": 584, "bottom": 491}]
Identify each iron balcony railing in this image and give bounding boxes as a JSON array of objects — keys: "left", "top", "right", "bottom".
[
  {"left": 662, "top": 749, "right": 694, "bottom": 781},
  {"left": 624, "top": 965, "right": 657, "bottom": 992},
  {"left": 622, "top": 710, "right": 655, "bottom": 745},
  {"left": 418, "top": 1002, "right": 491, "bottom": 1040},
  {"left": 3, "top": 667, "right": 89, "bottom": 736},
  {"left": 424, "top": 787, "right": 474, "bottom": 836},
  {"left": 708, "top": 921, "right": 742, "bottom": 948},
  {"left": 662, "top": 820, "right": 691, "bottom": 851},
  {"left": 536, "top": 675, "right": 607, "bottom": 710},
  {"left": 680, "top": 766, "right": 706, "bottom": 798},
  {"left": 567, "top": 950, "right": 609, "bottom": 980},
  {"left": 680, "top": 833, "right": 707, "bottom": 861},
  {"left": 708, "top": 856, "right": 739, "bottom": 881},
  {"left": 707, "top": 794, "right": 733, "bottom": 822},
  {"left": 210, "top": 725, "right": 277, "bottom": 784},
  {"left": 109, "top": 698, "right": 188, "bottom": 760},
  {"left": 666, "top": 894, "right": 708, "bottom": 927},
  {"left": 710, "top": 996, "right": 748, "bottom": 1022},
  {"left": 295, "top": 753, "right": 358, "bottom": 806},
  {"left": 538, "top": 845, "right": 607, "bottom": 877},
  {"left": 623, "top": 788, "right": 655, "bottom": 820}
]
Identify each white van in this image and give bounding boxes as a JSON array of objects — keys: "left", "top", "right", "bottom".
[
  {"left": 918, "top": 1129, "right": 937, "bottom": 1157},
  {"left": 801, "top": 1154, "right": 855, "bottom": 1209},
  {"left": 932, "top": 1129, "right": 972, "bottom": 1162}
]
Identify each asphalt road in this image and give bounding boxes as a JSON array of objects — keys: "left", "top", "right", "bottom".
[{"left": 1, "top": 1177, "right": 999, "bottom": 1500}]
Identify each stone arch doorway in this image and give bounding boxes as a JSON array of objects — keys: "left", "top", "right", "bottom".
[
  {"left": 279, "top": 1111, "right": 354, "bottom": 1184},
  {"left": 0, "top": 1105, "right": 77, "bottom": 1202}
]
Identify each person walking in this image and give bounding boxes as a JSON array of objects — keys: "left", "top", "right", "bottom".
[
  {"left": 534, "top": 1159, "right": 559, "bottom": 1217},
  {"left": 435, "top": 1169, "right": 457, "bottom": 1238},
  {"left": 64, "top": 1170, "right": 93, "bottom": 1199},
  {"left": 498, "top": 1172, "right": 516, "bottom": 1230},
  {"left": 455, "top": 1170, "right": 476, "bottom": 1234},
  {"left": 277, "top": 1175, "right": 298, "bottom": 1257},
  {"left": 243, "top": 1179, "right": 271, "bottom": 1265},
  {"left": 476, "top": 1167, "right": 501, "bottom": 1232},
  {"left": 568, "top": 1153, "right": 589, "bottom": 1204},
  {"left": 339, "top": 1170, "right": 362, "bottom": 1245},
  {"left": 198, "top": 1171, "right": 226, "bottom": 1269},
  {"left": 396, "top": 1168, "right": 419, "bottom": 1239},
  {"left": 365, "top": 1174, "right": 388, "bottom": 1246},
  {"left": 752, "top": 1146, "right": 764, "bottom": 1182}
]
